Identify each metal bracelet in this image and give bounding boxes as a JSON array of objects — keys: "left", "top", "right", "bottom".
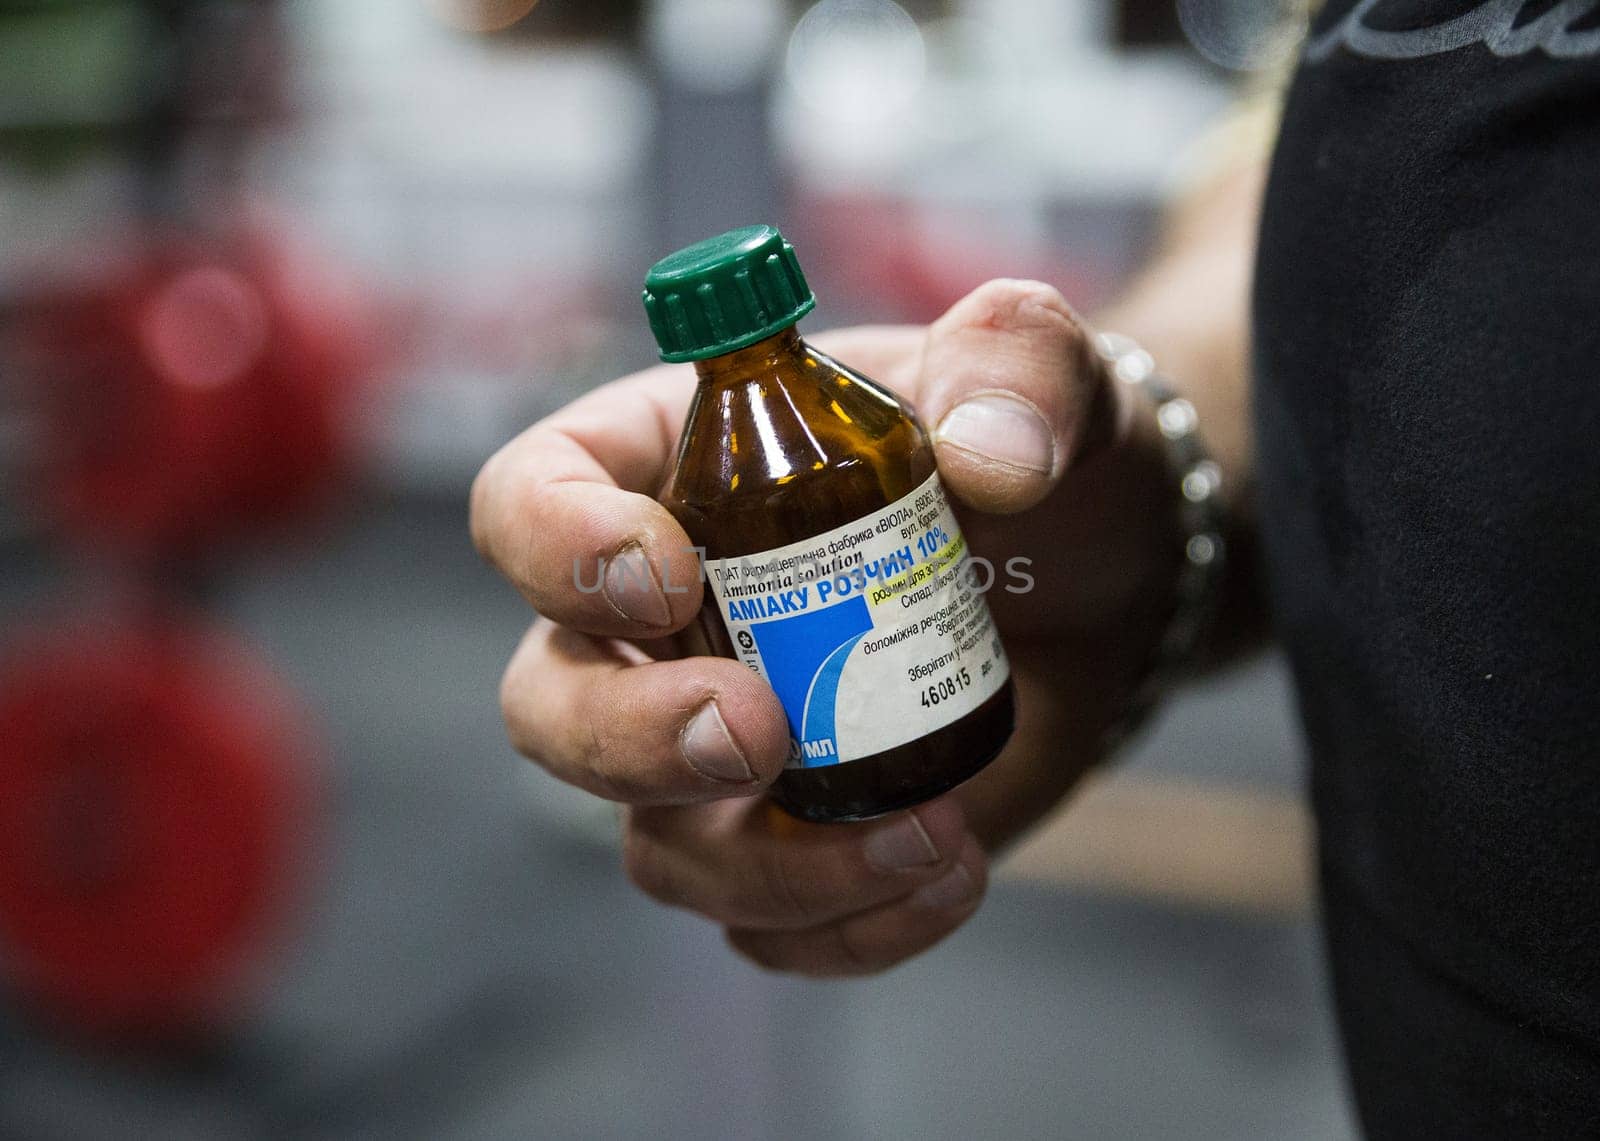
[{"left": 1092, "top": 330, "right": 1229, "bottom": 753}]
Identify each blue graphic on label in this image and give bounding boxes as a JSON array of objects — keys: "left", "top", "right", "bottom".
[
  {"left": 704, "top": 473, "right": 1010, "bottom": 769},
  {"left": 748, "top": 598, "right": 871, "bottom": 766}
]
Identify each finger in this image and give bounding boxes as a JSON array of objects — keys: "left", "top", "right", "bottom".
[
  {"left": 501, "top": 621, "right": 790, "bottom": 803},
  {"left": 725, "top": 834, "right": 988, "bottom": 977},
  {"left": 806, "top": 324, "right": 926, "bottom": 392},
  {"left": 469, "top": 365, "right": 706, "bottom": 637},
  {"left": 623, "top": 793, "right": 974, "bottom": 930},
  {"left": 918, "top": 278, "right": 1120, "bottom": 515}
]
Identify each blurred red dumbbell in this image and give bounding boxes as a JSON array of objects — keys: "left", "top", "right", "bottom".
[
  {"left": 10, "top": 225, "right": 382, "bottom": 558},
  {"left": 0, "top": 613, "right": 319, "bottom": 1041}
]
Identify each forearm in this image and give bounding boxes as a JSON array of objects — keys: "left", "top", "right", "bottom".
[{"left": 958, "top": 160, "right": 1274, "bottom": 852}]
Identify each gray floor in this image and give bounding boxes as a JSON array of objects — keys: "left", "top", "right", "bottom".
[{"left": 0, "top": 499, "right": 1357, "bottom": 1140}]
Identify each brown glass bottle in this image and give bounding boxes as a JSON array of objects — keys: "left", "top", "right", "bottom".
[{"left": 646, "top": 227, "right": 1015, "bottom": 823}]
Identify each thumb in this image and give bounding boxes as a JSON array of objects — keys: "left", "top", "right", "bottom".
[{"left": 918, "top": 279, "right": 1119, "bottom": 515}]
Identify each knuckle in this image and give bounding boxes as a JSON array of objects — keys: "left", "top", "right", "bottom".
[
  {"left": 497, "top": 648, "right": 540, "bottom": 758},
  {"left": 621, "top": 828, "right": 675, "bottom": 903},
  {"left": 468, "top": 442, "right": 518, "bottom": 566},
  {"left": 958, "top": 843, "right": 991, "bottom": 900},
  {"left": 467, "top": 455, "right": 497, "bottom": 561},
  {"left": 572, "top": 718, "right": 636, "bottom": 801},
  {"left": 725, "top": 929, "right": 787, "bottom": 974},
  {"left": 496, "top": 629, "right": 635, "bottom": 800},
  {"left": 577, "top": 724, "right": 610, "bottom": 782},
  {"left": 830, "top": 924, "right": 881, "bottom": 976},
  {"left": 1012, "top": 286, "right": 1088, "bottom": 360},
  {"left": 971, "top": 853, "right": 990, "bottom": 895},
  {"left": 754, "top": 841, "right": 817, "bottom": 926},
  {"left": 1010, "top": 278, "right": 1078, "bottom": 323},
  {"left": 469, "top": 441, "right": 569, "bottom": 608},
  {"left": 1016, "top": 288, "right": 1088, "bottom": 357},
  {"left": 970, "top": 278, "right": 1079, "bottom": 331}
]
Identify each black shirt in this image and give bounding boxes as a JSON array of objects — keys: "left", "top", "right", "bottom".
[{"left": 1253, "top": 2, "right": 1600, "bottom": 1136}]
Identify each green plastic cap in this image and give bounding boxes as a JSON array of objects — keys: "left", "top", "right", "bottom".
[{"left": 642, "top": 225, "right": 816, "bottom": 363}]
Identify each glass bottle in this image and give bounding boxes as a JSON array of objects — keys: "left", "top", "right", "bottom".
[{"left": 647, "top": 225, "right": 1014, "bottom": 822}]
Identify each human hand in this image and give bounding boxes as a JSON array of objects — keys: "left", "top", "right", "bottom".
[{"left": 471, "top": 279, "right": 1183, "bottom": 976}]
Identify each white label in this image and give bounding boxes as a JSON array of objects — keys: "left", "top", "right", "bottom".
[{"left": 704, "top": 472, "right": 1010, "bottom": 768}]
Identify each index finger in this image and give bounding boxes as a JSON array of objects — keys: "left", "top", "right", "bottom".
[
  {"left": 470, "top": 363, "right": 706, "bottom": 637},
  {"left": 470, "top": 329, "right": 929, "bottom": 638}
]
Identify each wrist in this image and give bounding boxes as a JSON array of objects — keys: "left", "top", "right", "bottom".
[{"left": 1090, "top": 330, "right": 1234, "bottom": 753}]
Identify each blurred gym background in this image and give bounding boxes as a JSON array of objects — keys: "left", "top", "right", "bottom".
[{"left": 0, "top": 1, "right": 1354, "bottom": 1138}]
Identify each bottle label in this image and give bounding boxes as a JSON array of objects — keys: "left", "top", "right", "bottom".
[{"left": 703, "top": 473, "right": 1010, "bottom": 768}]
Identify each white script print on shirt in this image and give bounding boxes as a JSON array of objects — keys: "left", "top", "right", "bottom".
[{"left": 1307, "top": 0, "right": 1600, "bottom": 61}]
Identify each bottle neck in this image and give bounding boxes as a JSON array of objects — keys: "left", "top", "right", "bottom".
[{"left": 692, "top": 326, "right": 805, "bottom": 385}]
